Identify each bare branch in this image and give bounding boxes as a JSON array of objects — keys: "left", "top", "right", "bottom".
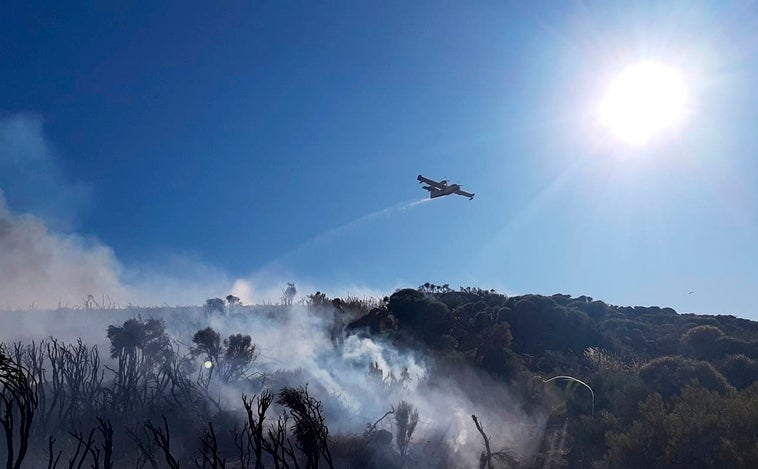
[{"left": 144, "top": 416, "right": 179, "bottom": 469}]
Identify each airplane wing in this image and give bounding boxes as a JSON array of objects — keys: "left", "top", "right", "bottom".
[
  {"left": 417, "top": 175, "right": 446, "bottom": 189},
  {"left": 454, "top": 189, "right": 475, "bottom": 200}
]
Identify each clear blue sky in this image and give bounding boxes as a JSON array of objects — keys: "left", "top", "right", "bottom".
[{"left": 1, "top": 2, "right": 757, "bottom": 317}]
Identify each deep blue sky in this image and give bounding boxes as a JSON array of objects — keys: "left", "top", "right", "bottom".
[{"left": 2, "top": 2, "right": 757, "bottom": 317}]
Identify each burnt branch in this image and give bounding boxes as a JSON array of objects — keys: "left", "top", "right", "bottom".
[
  {"left": 144, "top": 416, "right": 179, "bottom": 469},
  {"left": 67, "top": 427, "right": 96, "bottom": 469},
  {"left": 47, "top": 436, "right": 61, "bottom": 469},
  {"left": 243, "top": 390, "right": 273, "bottom": 469},
  {"left": 471, "top": 415, "right": 493, "bottom": 469},
  {"left": 96, "top": 418, "right": 113, "bottom": 469},
  {"left": 194, "top": 422, "right": 225, "bottom": 469}
]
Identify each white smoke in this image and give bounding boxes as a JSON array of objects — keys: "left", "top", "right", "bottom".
[
  {"left": 0, "top": 114, "right": 545, "bottom": 464},
  {"left": 0, "top": 194, "right": 241, "bottom": 309},
  {"left": 180, "top": 304, "right": 546, "bottom": 465},
  {"left": 0, "top": 195, "right": 128, "bottom": 310},
  {"left": 0, "top": 204, "right": 544, "bottom": 464},
  {"left": 0, "top": 114, "right": 400, "bottom": 310},
  {"left": 0, "top": 299, "right": 546, "bottom": 464},
  {"left": 0, "top": 115, "right": 257, "bottom": 309}
]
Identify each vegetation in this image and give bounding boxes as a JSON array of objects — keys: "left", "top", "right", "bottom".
[{"left": 1, "top": 284, "right": 758, "bottom": 467}]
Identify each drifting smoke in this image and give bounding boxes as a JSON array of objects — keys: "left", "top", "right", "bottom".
[
  {"left": 0, "top": 195, "right": 241, "bottom": 310},
  {"left": 0, "top": 115, "right": 263, "bottom": 309},
  {"left": 0, "top": 114, "right": 405, "bottom": 310},
  {"left": 0, "top": 194, "right": 126, "bottom": 310},
  {"left": 0, "top": 115, "right": 545, "bottom": 464},
  {"left": 0, "top": 300, "right": 546, "bottom": 465},
  {"left": 183, "top": 303, "right": 545, "bottom": 464}
]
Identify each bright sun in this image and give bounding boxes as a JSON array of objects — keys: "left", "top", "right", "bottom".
[{"left": 599, "top": 61, "right": 688, "bottom": 145}]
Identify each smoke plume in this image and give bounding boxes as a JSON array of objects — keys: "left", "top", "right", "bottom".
[{"left": 0, "top": 114, "right": 545, "bottom": 465}]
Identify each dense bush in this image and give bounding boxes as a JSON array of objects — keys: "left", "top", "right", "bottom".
[{"left": 638, "top": 355, "right": 733, "bottom": 400}]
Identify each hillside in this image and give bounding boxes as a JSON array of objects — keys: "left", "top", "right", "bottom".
[{"left": 1, "top": 285, "right": 757, "bottom": 468}]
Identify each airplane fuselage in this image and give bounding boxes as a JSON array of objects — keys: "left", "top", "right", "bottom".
[{"left": 429, "top": 184, "right": 460, "bottom": 198}]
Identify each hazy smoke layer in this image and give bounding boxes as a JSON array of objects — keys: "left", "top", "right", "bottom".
[
  {"left": 198, "top": 304, "right": 546, "bottom": 465},
  {"left": 0, "top": 302, "right": 546, "bottom": 465},
  {"left": 0, "top": 194, "right": 244, "bottom": 308},
  {"left": 0, "top": 114, "right": 387, "bottom": 310},
  {"left": 0, "top": 196, "right": 127, "bottom": 309}
]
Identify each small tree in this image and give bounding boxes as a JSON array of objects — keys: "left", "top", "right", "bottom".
[
  {"left": 277, "top": 386, "right": 333, "bottom": 468},
  {"left": 283, "top": 283, "right": 297, "bottom": 306},
  {"left": 394, "top": 400, "right": 419, "bottom": 468},
  {"left": 306, "top": 291, "right": 330, "bottom": 308},
  {"left": 192, "top": 328, "right": 222, "bottom": 359},
  {"left": 226, "top": 295, "right": 241, "bottom": 312},
  {"left": 192, "top": 327, "right": 222, "bottom": 379},
  {"left": 242, "top": 391, "right": 274, "bottom": 469},
  {"left": 106, "top": 317, "right": 173, "bottom": 416},
  {"left": 222, "top": 334, "right": 257, "bottom": 382},
  {"left": 205, "top": 298, "right": 226, "bottom": 315}
]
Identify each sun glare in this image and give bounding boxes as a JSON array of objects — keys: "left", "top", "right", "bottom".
[{"left": 599, "top": 62, "right": 688, "bottom": 145}]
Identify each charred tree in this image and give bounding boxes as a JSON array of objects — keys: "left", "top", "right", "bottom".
[
  {"left": 277, "top": 386, "right": 333, "bottom": 469},
  {"left": 0, "top": 349, "right": 39, "bottom": 469},
  {"left": 393, "top": 401, "right": 418, "bottom": 469},
  {"left": 243, "top": 391, "right": 273, "bottom": 469}
]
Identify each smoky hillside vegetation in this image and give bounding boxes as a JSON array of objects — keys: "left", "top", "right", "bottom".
[{"left": 1, "top": 285, "right": 757, "bottom": 468}]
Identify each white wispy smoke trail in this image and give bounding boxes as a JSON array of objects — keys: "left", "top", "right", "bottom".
[
  {"left": 299, "top": 197, "right": 431, "bottom": 246},
  {"left": 267, "top": 197, "right": 435, "bottom": 267}
]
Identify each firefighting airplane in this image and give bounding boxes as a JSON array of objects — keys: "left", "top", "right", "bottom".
[{"left": 417, "top": 175, "right": 475, "bottom": 200}]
